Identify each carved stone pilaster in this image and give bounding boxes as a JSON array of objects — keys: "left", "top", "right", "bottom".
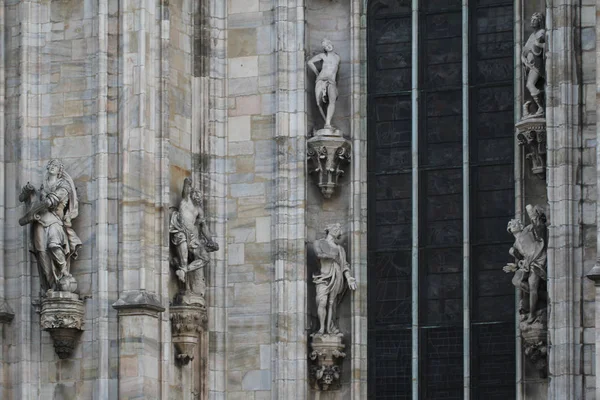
[
  {"left": 309, "top": 334, "right": 346, "bottom": 391},
  {"left": 170, "top": 304, "right": 207, "bottom": 365},
  {"left": 307, "top": 134, "right": 351, "bottom": 198},
  {"left": 40, "top": 291, "right": 84, "bottom": 359},
  {"left": 516, "top": 118, "right": 546, "bottom": 179}
]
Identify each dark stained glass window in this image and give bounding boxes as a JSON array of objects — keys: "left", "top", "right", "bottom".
[
  {"left": 367, "top": 0, "right": 516, "bottom": 398},
  {"left": 367, "top": 1, "right": 413, "bottom": 399}
]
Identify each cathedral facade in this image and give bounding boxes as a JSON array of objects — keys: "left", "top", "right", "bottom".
[{"left": 0, "top": 0, "right": 598, "bottom": 399}]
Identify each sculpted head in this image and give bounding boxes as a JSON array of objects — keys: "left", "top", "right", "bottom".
[
  {"left": 190, "top": 189, "right": 203, "bottom": 207},
  {"left": 47, "top": 159, "right": 64, "bottom": 178},
  {"left": 321, "top": 38, "right": 334, "bottom": 53},
  {"left": 530, "top": 12, "right": 544, "bottom": 30},
  {"left": 325, "top": 223, "right": 343, "bottom": 242},
  {"left": 507, "top": 219, "right": 524, "bottom": 235}
]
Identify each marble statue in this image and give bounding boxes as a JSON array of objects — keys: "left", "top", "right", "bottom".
[
  {"left": 170, "top": 178, "right": 218, "bottom": 302},
  {"left": 312, "top": 223, "right": 356, "bottom": 336},
  {"left": 521, "top": 12, "right": 546, "bottom": 117},
  {"left": 503, "top": 204, "right": 547, "bottom": 323},
  {"left": 307, "top": 38, "right": 340, "bottom": 131},
  {"left": 19, "top": 159, "right": 82, "bottom": 294}
]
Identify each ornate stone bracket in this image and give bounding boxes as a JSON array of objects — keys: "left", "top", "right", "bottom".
[
  {"left": 0, "top": 300, "right": 15, "bottom": 324},
  {"left": 170, "top": 304, "right": 207, "bottom": 365},
  {"left": 516, "top": 118, "right": 546, "bottom": 180},
  {"left": 307, "top": 134, "right": 352, "bottom": 198},
  {"left": 40, "top": 291, "right": 84, "bottom": 359},
  {"left": 309, "top": 334, "right": 346, "bottom": 391}
]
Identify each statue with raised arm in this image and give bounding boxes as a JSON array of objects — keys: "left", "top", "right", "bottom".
[
  {"left": 521, "top": 12, "right": 546, "bottom": 117},
  {"left": 170, "top": 178, "right": 219, "bottom": 303},
  {"left": 19, "top": 159, "right": 82, "bottom": 294},
  {"left": 312, "top": 223, "right": 356, "bottom": 336},
  {"left": 503, "top": 205, "right": 547, "bottom": 323},
  {"left": 307, "top": 38, "right": 341, "bottom": 131}
]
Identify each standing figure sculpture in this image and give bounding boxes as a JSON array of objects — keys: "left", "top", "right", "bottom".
[
  {"left": 19, "top": 159, "right": 82, "bottom": 294},
  {"left": 170, "top": 178, "right": 218, "bottom": 302},
  {"left": 312, "top": 223, "right": 356, "bottom": 336},
  {"left": 521, "top": 12, "right": 546, "bottom": 117},
  {"left": 307, "top": 38, "right": 341, "bottom": 131},
  {"left": 503, "top": 205, "right": 547, "bottom": 323}
]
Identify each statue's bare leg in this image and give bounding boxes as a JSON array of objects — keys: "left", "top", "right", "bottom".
[
  {"left": 316, "top": 92, "right": 326, "bottom": 123},
  {"left": 326, "top": 298, "right": 337, "bottom": 334},
  {"left": 317, "top": 298, "right": 327, "bottom": 335},
  {"left": 526, "top": 70, "right": 544, "bottom": 114},
  {"left": 527, "top": 272, "right": 541, "bottom": 323},
  {"left": 324, "top": 85, "right": 336, "bottom": 128}
]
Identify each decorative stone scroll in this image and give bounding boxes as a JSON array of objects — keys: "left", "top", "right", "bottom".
[
  {"left": 19, "top": 159, "right": 85, "bottom": 359},
  {"left": 503, "top": 204, "right": 548, "bottom": 375},
  {"left": 309, "top": 223, "right": 356, "bottom": 390},
  {"left": 169, "top": 177, "right": 218, "bottom": 364},
  {"left": 516, "top": 118, "right": 546, "bottom": 179}
]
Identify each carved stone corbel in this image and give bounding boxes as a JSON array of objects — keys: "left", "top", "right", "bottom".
[
  {"left": 307, "top": 135, "right": 351, "bottom": 198},
  {"left": 170, "top": 304, "right": 207, "bottom": 365},
  {"left": 40, "top": 291, "right": 84, "bottom": 359},
  {"left": 516, "top": 118, "right": 546, "bottom": 179},
  {"left": 309, "top": 334, "right": 346, "bottom": 391}
]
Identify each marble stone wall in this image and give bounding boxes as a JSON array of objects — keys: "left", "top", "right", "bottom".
[{"left": 0, "top": 0, "right": 597, "bottom": 399}]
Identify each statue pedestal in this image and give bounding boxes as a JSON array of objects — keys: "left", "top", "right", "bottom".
[
  {"left": 170, "top": 304, "right": 207, "bottom": 365},
  {"left": 516, "top": 117, "right": 546, "bottom": 179},
  {"left": 309, "top": 333, "right": 346, "bottom": 391},
  {"left": 520, "top": 308, "right": 548, "bottom": 377},
  {"left": 307, "top": 133, "right": 352, "bottom": 198},
  {"left": 40, "top": 291, "right": 84, "bottom": 359}
]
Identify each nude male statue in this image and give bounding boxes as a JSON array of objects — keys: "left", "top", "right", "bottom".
[
  {"left": 503, "top": 205, "right": 547, "bottom": 323},
  {"left": 170, "top": 178, "right": 218, "bottom": 295},
  {"left": 307, "top": 38, "right": 341, "bottom": 130},
  {"left": 521, "top": 13, "right": 546, "bottom": 116}
]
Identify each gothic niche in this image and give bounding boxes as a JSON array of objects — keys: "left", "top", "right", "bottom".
[
  {"left": 19, "top": 159, "right": 84, "bottom": 359},
  {"left": 517, "top": 12, "right": 546, "bottom": 179},
  {"left": 309, "top": 224, "right": 356, "bottom": 390},
  {"left": 169, "top": 177, "right": 219, "bottom": 364},
  {"left": 306, "top": 39, "right": 352, "bottom": 198},
  {"left": 503, "top": 205, "right": 548, "bottom": 375}
]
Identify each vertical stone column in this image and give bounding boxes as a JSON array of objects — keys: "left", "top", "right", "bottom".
[
  {"left": 205, "top": 0, "right": 228, "bottom": 398},
  {"left": 112, "top": 0, "right": 165, "bottom": 396},
  {"left": 545, "top": 1, "right": 584, "bottom": 398},
  {"left": 273, "top": 0, "right": 308, "bottom": 398},
  {"left": 349, "top": 0, "right": 368, "bottom": 398}
]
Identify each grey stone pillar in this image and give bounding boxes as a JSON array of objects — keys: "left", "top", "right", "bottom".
[
  {"left": 113, "top": 292, "right": 165, "bottom": 399},
  {"left": 113, "top": 0, "right": 166, "bottom": 396},
  {"left": 273, "top": 0, "right": 308, "bottom": 397},
  {"left": 545, "top": 1, "right": 584, "bottom": 398}
]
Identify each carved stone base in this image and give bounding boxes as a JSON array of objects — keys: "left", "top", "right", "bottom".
[
  {"left": 516, "top": 117, "right": 546, "bottom": 179},
  {"left": 307, "top": 134, "right": 351, "bottom": 198},
  {"left": 170, "top": 304, "right": 207, "bottom": 365},
  {"left": 520, "top": 307, "right": 548, "bottom": 377},
  {"left": 40, "top": 291, "right": 84, "bottom": 359},
  {"left": 309, "top": 334, "right": 346, "bottom": 391}
]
